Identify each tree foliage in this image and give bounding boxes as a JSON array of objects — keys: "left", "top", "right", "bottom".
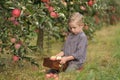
[{"left": 0, "top": 0, "right": 120, "bottom": 65}]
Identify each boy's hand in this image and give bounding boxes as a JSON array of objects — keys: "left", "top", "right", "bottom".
[
  {"left": 60, "top": 56, "right": 75, "bottom": 64},
  {"left": 50, "top": 56, "right": 62, "bottom": 61},
  {"left": 60, "top": 57, "right": 68, "bottom": 64}
]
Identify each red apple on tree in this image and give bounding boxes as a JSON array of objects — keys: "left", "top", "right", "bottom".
[
  {"left": 12, "top": 9, "right": 21, "bottom": 17},
  {"left": 10, "top": 38, "right": 16, "bottom": 43},
  {"left": 88, "top": 0, "right": 94, "bottom": 6},
  {"left": 13, "top": 55, "right": 19, "bottom": 61},
  {"left": 41, "top": 0, "right": 50, "bottom": 3},
  {"left": 50, "top": 12, "right": 59, "bottom": 18},
  {"left": 15, "top": 43, "right": 21, "bottom": 49},
  {"left": 48, "top": 6, "right": 54, "bottom": 12}
]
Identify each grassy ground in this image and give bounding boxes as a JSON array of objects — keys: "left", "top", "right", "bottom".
[
  {"left": 77, "top": 23, "right": 120, "bottom": 80},
  {"left": 0, "top": 23, "right": 120, "bottom": 80}
]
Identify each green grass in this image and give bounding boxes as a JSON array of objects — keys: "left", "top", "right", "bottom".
[
  {"left": 76, "top": 23, "right": 120, "bottom": 80},
  {"left": 0, "top": 23, "right": 120, "bottom": 80}
]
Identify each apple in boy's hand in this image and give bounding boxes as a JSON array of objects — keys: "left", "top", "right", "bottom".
[
  {"left": 56, "top": 56, "right": 62, "bottom": 60},
  {"left": 50, "top": 56, "right": 56, "bottom": 60}
]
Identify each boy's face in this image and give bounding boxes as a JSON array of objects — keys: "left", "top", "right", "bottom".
[{"left": 69, "top": 22, "right": 83, "bottom": 34}]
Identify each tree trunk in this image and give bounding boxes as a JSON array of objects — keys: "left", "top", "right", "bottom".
[{"left": 37, "top": 27, "right": 44, "bottom": 51}]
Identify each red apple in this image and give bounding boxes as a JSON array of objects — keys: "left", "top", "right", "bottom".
[
  {"left": 50, "top": 12, "right": 59, "bottom": 18},
  {"left": 88, "top": 0, "right": 93, "bottom": 6},
  {"left": 12, "top": 9, "right": 21, "bottom": 17},
  {"left": 13, "top": 55, "right": 19, "bottom": 61},
  {"left": 48, "top": 6, "right": 54, "bottom": 12},
  {"left": 15, "top": 43, "right": 21, "bottom": 49},
  {"left": 41, "top": 0, "right": 49, "bottom": 3},
  {"left": 10, "top": 38, "right": 16, "bottom": 43}
]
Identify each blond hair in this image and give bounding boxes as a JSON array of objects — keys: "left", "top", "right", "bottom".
[{"left": 68, "top": 12, "right": 84, "bottom": 26}]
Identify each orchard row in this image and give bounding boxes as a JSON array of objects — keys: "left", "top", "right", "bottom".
[{"left": 0, "top": 0, "right": 120, "bottom": 62}]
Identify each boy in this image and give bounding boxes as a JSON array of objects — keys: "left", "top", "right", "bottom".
[{"left": 45, "top": 12, "right": 87, "bottom": 80}]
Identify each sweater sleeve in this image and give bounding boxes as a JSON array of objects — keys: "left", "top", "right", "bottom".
[{"left": 71, "top": 35, "right": 87, "bottom": 60}]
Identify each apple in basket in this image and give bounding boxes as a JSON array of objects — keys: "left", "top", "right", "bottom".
[
  {"left": 50, "top": 56, "right": 62, "bottom": 60},
  {"left": 50, "top": 56, "right": 56, "bottom": 60}
]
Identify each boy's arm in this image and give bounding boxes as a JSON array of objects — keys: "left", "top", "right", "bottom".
[
  {"left": 56, "top": 51, "right": 64, "bottom": 57},
  {"left": 50, "top": 51, "right": 64, "bottom": 60},
  {"left": 60, "top": 56, "right": 75, "bottom": 64}
]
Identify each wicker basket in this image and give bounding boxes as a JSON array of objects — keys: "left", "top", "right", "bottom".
[{"left": 43, "top": 57, "right": 68, "bottom": 71}]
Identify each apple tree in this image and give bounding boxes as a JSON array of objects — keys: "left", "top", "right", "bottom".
[{"left": 0, "top": 0, "right": 120, "bottom": 66}]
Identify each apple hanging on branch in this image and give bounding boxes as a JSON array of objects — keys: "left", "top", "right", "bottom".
[
  {"left": 12, "top": 55, "right": 19, "bottom": 62},
  {"left": 87, "top": 0, "right": 94, "bottom": 7},
  {"left": 10, "top": 38, "right": 16, "bottom": 43},
  {"left": 12, "top": 8, "right": 21, "bottom": 18},
  {"left": 50, "top": 12, "right": 59, "bottom": 18},
  {"left": 41, "top": 0, "right": 50, "bottom": 3},
  {"left": 14, "top": 43, "right": 21, "bottom": 49}
]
